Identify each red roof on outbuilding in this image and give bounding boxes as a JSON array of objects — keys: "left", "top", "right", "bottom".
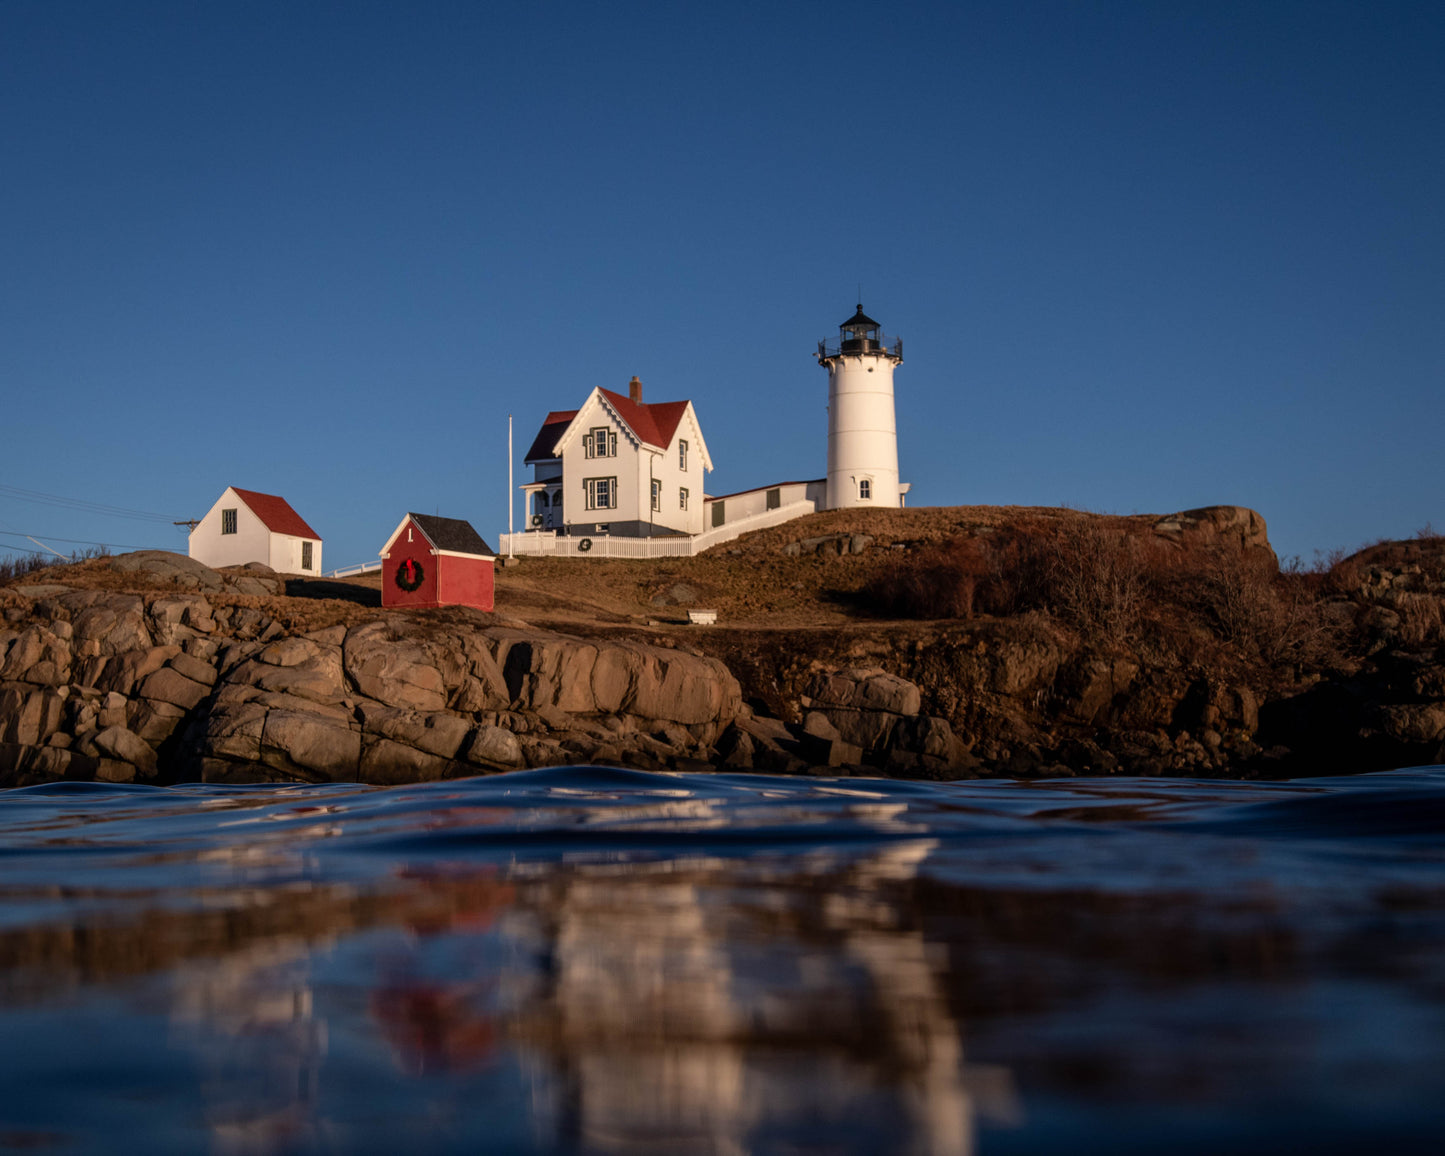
[{"left": 231, "top": 488, "right": 321, "bottom": 539}]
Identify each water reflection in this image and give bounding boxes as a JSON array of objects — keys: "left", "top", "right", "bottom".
[
  {"left": 0, "top": 840, "right": 1014, "bottom": 1153},
  {"left": 3, "top": 769, "right": 1445, "bottom": 1153}
]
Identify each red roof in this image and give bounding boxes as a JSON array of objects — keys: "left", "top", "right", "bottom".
[
  {"left": 231, "top": 488, "right": 321, "bottom": 539},
  {"left": 598, "top": 389, "right": 688, "bottom": 450},
  {"left": 524, "top": 410, "right": 577, "bottom": 463}
]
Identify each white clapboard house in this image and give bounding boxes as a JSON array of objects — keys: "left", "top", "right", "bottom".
[{"left": 521, "top": 377, "right": 713, "bottom": 540}]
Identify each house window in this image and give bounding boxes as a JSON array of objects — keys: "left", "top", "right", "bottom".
[
  {"left": 585, "top": 427, "right": 616, "bottom": 459},
  {"left": 221, "top": 509, "right": 237, "bottom": 535},
  {"left": 538, "top": 491, "right": 550, "bottom": 508},
  {"left": 679, "top": 440, "right": 688, "bottom": 471},
  {"left": 680, "top": 487, "right": 689, "bottom": 510},
  {"left": 651, "top": 479, "right": 661, "bottom": 512},
  {"left": 585, "top": 477, "right": 617, "bottom": 510},
  {"left": 859, "top": 479, "right": 872, "bottom": 500},
  {"left": 301, "top": 541, "right": 313, "bottom": 571}
]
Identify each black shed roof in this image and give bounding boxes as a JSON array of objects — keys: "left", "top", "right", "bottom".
[{"left": 409, "top": 513, "right": 495, "bottom": 557}]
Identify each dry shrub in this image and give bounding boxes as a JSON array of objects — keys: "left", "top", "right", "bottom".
[
  {"left": 1395, "top": 592, "right": 1445, "bottom": 648},
  {"left": 0, "top": 547, "right": 109, "bottom": 586},
  {"left": 866, "top": 517, "right": 1153, "bottom": 642},
  {"left": 864, "top": 537, "right": 989, "bottom": 619},
  {"left": 865, "top": 515, "right": 1342, "bottom": 665},
  {"left": 1172, "top": 547, "right": 1340, "bottom": 669}
]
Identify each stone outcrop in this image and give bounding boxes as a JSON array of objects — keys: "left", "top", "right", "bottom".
[
  {"left": 0, "top": 555, "right": 744, "bottom": 787},
  {"left": 4, "top": 532, "right": 1444, "bottom": 784}
]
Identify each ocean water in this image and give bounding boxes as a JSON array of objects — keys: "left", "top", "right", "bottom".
[{"left": 3, "top": 767, "right": 1445, "bottom": 1154}]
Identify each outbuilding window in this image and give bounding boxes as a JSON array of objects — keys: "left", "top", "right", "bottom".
[
  {"left": 585, "top": 477, "right": 617, "bottom": 510},
  {"left": 301, "top": 541, "right": 313, "bottom": 571},
  {"left": 221, "top": 509, "right": 237, "bottom": 534}
]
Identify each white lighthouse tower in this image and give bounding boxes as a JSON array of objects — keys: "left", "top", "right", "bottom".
[{"left": 817, "top": 304, "right": 906, "bottom": 510}]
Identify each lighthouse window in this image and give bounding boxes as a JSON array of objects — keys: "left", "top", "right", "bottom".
[
  {"left": 584, "top": 477, "right": 617, "bottom": 510},
  {"left": 679, "top": 440, "right": 688, "bottom": 471},
  {"left": 859, "top": 479, "right": 872, "bottom": 500}
]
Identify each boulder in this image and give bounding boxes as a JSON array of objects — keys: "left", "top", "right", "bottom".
[
  {"left": 110, "top": 551, "right": 226, "bottom": 592},
  {"left": 91, "top": 726, "right": 158, "bottom": 776},
  {"left": 0, "top": 625, "right": 71, "bottom": 686},
  {"left": 95, "top": 645, "right": 182, "bottom": 696},
  {"left": 202, "top": 702, "right": 269, "bottom": 764},
  {"left": 259, "top": 710, "right": 361, "bottom": 781},
  {"left": 167, "top": 651, "right": 218, "bottom": 687},
  {"left": 344, "top": 622, "right": 448, "bottom": 712},
  {"left": 0, "top": 685, "right": 64, "bottom": 747},
  {"left": 806, "top": 668, "right": 921, "bottom": 717},
  {"left": 1373, "top": 703, "right": 1445, "bottom": 744},
  {"left": 464, "top": 725, "right": 524, "bottom": 769},
  {"left": 129, "top": 700, "right": 187, "bottom": 745},
  {"left": 138, "top": 666, "right": 211, "bottom": 711},
  {"left": 232, "top": 648, "right": 346, "bottom": 704},
  {"left": 359, "top": 737, "right": 452, "bottom": 784},
  {"left": 360, "top": 705, "right": 472, "bottom": 760},
  {"left": 67, "top": 593, "right": 152, "bottom": 655}
]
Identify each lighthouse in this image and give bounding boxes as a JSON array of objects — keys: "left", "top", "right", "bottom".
[{"left": 817, "top": 304, "right": 906, "bottom": 510}]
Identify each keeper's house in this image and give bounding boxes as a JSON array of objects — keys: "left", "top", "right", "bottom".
[
  {"left": 522, "top": 376, "right": 712, "bottom": 539},
  {"left": 189, "top": 486, "right": 322, "bottom": 575},
  {"left": 380, "top": 513, "right": 496, "bottom": 611}
]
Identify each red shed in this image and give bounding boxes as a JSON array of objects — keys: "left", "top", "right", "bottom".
[{"left": 380, "top": 513, "right": 496, "bottom": 611}]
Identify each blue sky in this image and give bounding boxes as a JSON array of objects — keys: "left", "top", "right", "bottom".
[{"left": 2, "top": 0, "right": 1441, "bottom": 570}]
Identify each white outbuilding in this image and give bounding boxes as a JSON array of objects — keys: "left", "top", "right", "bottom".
[{"left": 188, "top": 486, "right": 323, "bottom": 575}]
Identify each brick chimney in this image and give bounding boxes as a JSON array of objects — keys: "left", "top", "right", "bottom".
[{"left": 628, "top": 375, "right": 642, "bottom": 403}]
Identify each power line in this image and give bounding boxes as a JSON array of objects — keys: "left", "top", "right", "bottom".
[
  {"left": 0, "top": 529, "right": 177, "bottom": 551},
  {"left": 0, "top": 483, "right": 188, "bottom": 524}
]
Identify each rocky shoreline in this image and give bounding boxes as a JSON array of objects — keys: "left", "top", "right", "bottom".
[{"left": 3, "top": 518, "right": 1444, "bottom": 786}]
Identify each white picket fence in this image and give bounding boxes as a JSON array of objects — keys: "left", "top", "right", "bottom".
[
  {"left": 327, "top": 560, "right": 383, "bottom": 578},
  {"left": 498, "top": 499, "right": 817, "bottom": 560}
]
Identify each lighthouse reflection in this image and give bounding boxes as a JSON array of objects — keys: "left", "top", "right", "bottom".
[{"left": 498, "top": 840, "right": 1017, "bottom": 1155}]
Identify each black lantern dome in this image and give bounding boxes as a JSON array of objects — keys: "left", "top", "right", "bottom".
[{"left": 817, "top": 303, "right": 902, "bottom": 362}]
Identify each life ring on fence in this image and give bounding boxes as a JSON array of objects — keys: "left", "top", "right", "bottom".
[
  {"left": 531, "top": 514, "right": 543, "bottom": 527},
  {"left": 578, "top": 538, "right": 593, "bottom": 553}
]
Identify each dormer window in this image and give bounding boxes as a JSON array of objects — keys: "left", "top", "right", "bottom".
[{"left": 584, "top": 427, "right": 617, "bottom": 459}]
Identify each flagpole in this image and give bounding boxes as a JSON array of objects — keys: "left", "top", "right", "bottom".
[{"left": 507, "top": 413, "right": 514, "bottom": 559}]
